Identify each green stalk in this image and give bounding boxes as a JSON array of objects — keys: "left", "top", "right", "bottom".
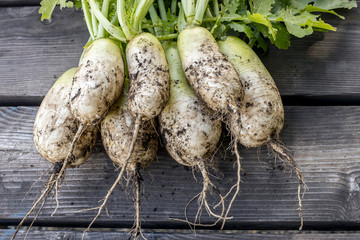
[
  {"left": 177, "top": 3, "right": 188, "bottom": 32},
  {"left": 133, "top": 0, "right": 155, "bottom": 32},
  {"left": 202, "top": 16, "right": 247, "bottom": 22},
  {"left": 149, "top": 4, "right": 163, "bottom": 36},
  {"left": 97, "top": 0, "right": 111, "bottom": 38},
  {"left": 193, "top": 0, "right": 210, "bottom": 25},
  {"left": 88, "top": 0, "right": 127, "bottom": 42},
  {"left": 182, "top": 0, "right": 195, "bottom": 24},
  {"left": 205, "top": 6, "right": 212, "bottom": 18},
  {"left": 162, "top": 42, "right": 194, "bottom": 103},
  {"left": 171, "top": 0, "right": 177, "bottom": 15},
  {"left": 117, "top": 0, "right": 132, "bottom": 40},
  {"left": 158, "top": 0, "right": 167, "bottom": 21},
  {"left": 91, "top": 1, "right": 98, "bottom": 38},
  {"left": 212, "top": 0, "right": 219, "bottom": 16},
  {"left": 156, "top": 33, "right": 178, "bottom": 41},
  {"left": 110, "top": 12, "right": 119, "bottom": 25},
  {"left": 81, "top": 0, "right": 95, "bottom": 40}
]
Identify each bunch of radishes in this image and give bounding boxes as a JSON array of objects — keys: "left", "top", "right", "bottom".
[{"left": 12, "top": 0, "right": 357, "bottom": 239}]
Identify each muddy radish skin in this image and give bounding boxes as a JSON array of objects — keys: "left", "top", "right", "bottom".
[
  {"left": 12, "top": 68, "right": 99, "bottom": 240},
  {"left": 34, "top": 68, "right": 98, "bottom": 167},
  {"left": 218, "top": 36, "right": 284, "bottom": 148},
  {"left": 218, "top": 36, "right": 305, "bottom": 230},
  {"left": 82, "top": 86, "right": 158, "bottom": 239},
  {"left": 101, "top": 93, "right": 158, "bottom": 171},
  {"left": 177, "top": 26, "right": 243, "bottom": 115},
  {"left": 160, "top": 42, "right": 221, "bottom": 167},
  {"left": 71, "top": 38, "right": 125, "bottom": 125},
  {"left": 126, "top": 32, "right": 170, "bottom": 120},
  {"left": 160, "top": 42, "right": 224, "bottom": 226}
]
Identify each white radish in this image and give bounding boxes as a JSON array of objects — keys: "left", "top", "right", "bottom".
[
  {"left": 70, "top": 38, "right": 125, "bottom": 125},
  {"left": 126, "top": 32, "right": 170, "bottom": 121},
  {"left": 82, "top": 81, "right": 158, "bottom": 240},
  {"left": 177, "top": 26, "right": 243, "bottom": 227},
  {"left": 177, "top": 26, "right": 243, "bottom": 116},
  {"left": 218, "top": 36, "right": 306, "bottom": 230},
  {"left": 12, "top": 68, "right": 98, "bottom": 240},
  {"left": 159, "top": 42, "right": 224, "bottom": 225}
]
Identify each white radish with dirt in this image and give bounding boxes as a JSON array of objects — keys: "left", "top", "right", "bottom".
[{"left": 159, "top": 42, "right": 225, "bottom": 225}]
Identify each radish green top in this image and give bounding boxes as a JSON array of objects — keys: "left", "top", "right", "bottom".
[{"left": 38, "top": 0, "right": 357, "bottom": 50}]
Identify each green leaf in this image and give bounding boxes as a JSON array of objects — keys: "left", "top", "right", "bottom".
[
  {"left": 289, "top": 0, "right": 313, "bottom": 10},
  {"left": 57, "top": 0, "right": 73, "bottom": 9},
  {"left": 289, "top": 0, "right": 357, "bottom": 10},
  {"left": 247, "top": 12, "right": 277, "bottom": 39},
  {"left": 304, "top": 5, "right": 344, "bottom": 19},
  {"left": 74, "top": 0, "right": 82, "bottom": 10},
  {"left": 39, "top": 0, "right": 74, "bottom": 21},
  {"left": 275, "top": 8, "right": 307, "bottom": 37},
  {"left": 229, "top": 22, "right": 253, "bottom": 39},
  {"left": 251, "top": 0, "right": 275, "bottom": 15},
  {"left": 212, "top": 24, "right": 228, "bottom": 40},
  {"left": 271, "top": 22, "right": 291, "bottom": 49},
  {"left": 222, "top": 0, "right": 243, "bottom": 15},
  {"left": 313, "top": 0, "right": 357, "bottom": 10},
  {"left": 39, "top": 0, "right": 58, "bottom": 21}
]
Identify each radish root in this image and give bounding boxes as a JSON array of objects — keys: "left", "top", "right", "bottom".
[
  {"left": 130, "top": 164, "right": 146, "bottom": 240},
  {"left": 220, "top": 140, "right": 241, "bottom": 229},
  {"left": 268, "top": 140, "right": 307, "bottom": 230},
  {"left": 11, "top": 164, "right": 60, "bottom": 240},
  {"left": 81, "top": 117, "right": 141, "bottom": 240},
  {"left": 170, "top": 162, "right": 232, "bottom": 228}
]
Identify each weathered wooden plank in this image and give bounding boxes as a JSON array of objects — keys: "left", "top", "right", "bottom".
[
  {"left": 3, "top": 229, "right": 360, "bottom": 240},
  {"left": 1, "top": 106, "right": 360, "bottom": 230},
  {"left": 0, "top": 1, "right": 39, "bottom": 7},
  {"left": 261, "top": 6, "right": 360, "bottom": 97},
  {"left": 0, "top": 7, "right": 88, "bottom": 101},
  {"left": 0, "top": 7, "right": 359, "bottom": 103}
]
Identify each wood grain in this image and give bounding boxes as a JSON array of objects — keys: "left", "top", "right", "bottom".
[
  {"left": 0, "top": 7, "right": 88, "bottom": 101},
  {"left": 1, "top": 106, "right": 360, "bottom": 230},
  {"left": 0, "top": 6, "right": 359, "bottom": 104},
  {"left": 0, "top": 1, "right": 40, "bottom": 6},
  {"left": 3, "top": 229, "right": 360, "bottom": 240},
  {"left": 261, "top": 6, "right": 360, "bottom": 96}
]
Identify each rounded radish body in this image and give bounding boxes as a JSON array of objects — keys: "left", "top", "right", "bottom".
[
  {"left": 101, "top": 92, "right": 158, "bottom": 171},
  {"left": 160, "top": 43, "right": 221, "bottom": 167},
  {"left": 219, "top": 36, "right": 304, "bottom": 230},
  {"left": 71, "top": 38, "right": 125, "bottom": 124},
  {"left": 13, "top": 68, "right": 99, "bottom": 240},
  {"left": 218, "top": 36, "right": 284, "bottom": 147},
  {"left": 177, "top": 26, "right": 243, "bottom": 115},
  {"left": 84, "top": 85, "right": 159, "bottom": 237},
  {"left": 126, "top": 33, "right": 170, "bottom": 120},
  {"left": 34, "top": 68, "right": 98, "bottom": 167},
  {"left": 160, "top": 42, "right": 224, "bottom": 225}
]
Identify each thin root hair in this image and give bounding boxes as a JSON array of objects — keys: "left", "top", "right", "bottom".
[
  {"left": 81, "top": 116, "right": 141, "bottom": 240},
  {"left": 11, "top": 169, "right": 59, "bottom": 240},
  {"left": 130, "top": 166, "right": 147, "bottom": 240},
  {"left": 23, "top": 165, "right": 53, "bottom": 202},
  {"left": 170, "top": 161, "right": 232, "bottom": 230},
  {"left": 267, "top": 139, "right": 308, "bottom": 231},
  {"left": 220, "top": 139, "right": 241, "bottom": 229}
]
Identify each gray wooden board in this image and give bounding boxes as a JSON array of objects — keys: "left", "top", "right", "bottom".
[
  {"left": 0, "top": 7, "right": 359, "bottom": 103},
  {"left": 2, "top": 229, "right": 360, "bottom": 240},
  {"left": 1, "top": 106, "right": 360, "bottom": 230},
  {"left": 0, "top": 1, "right": 40, "bottom": 6}
]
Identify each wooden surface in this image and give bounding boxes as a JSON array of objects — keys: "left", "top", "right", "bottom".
[
  {"left": 2, "top": 106, "right": 360, "bottom": 230},
  {"left": 3, "top": 229, "right": 360, "bottom": 240},
  {"left": 0, "top": 6, "right": 359, "bottom": 103},
  {"left": 0, "top": 2, "right": 360, "bottom": 240}
]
